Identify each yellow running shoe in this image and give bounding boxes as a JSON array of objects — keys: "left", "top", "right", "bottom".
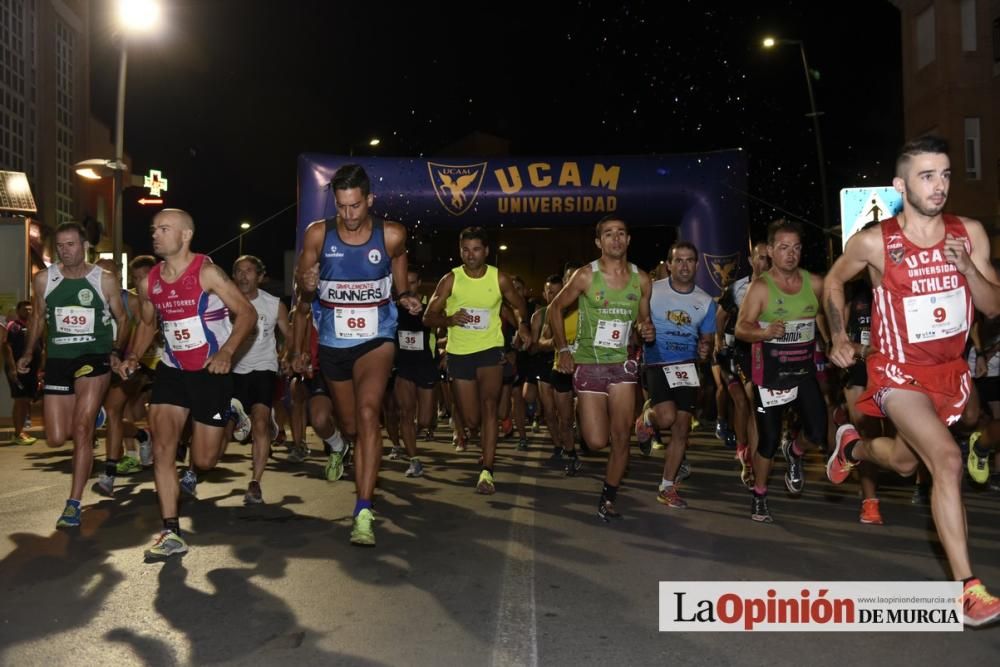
[
  {"left": 967, "top": 431, "right": 990, "bottom": 484},
  {"left": 350, "top": 508, "right": 375, "bottom": 547},
  {"left": 476, "top": 469, "right": 496, "bottom": 495}
]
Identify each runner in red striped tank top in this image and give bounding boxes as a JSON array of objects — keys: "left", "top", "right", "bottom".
[{"left": 824, "top": 136, "right": 1000, "bottom": 627}]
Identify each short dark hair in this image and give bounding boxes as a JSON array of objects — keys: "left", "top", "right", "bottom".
[
  {"left": 331, "top": 164, "right": 371, "bottom": 197},
  {"left": 595, "top": 215, "right": 627, "bottom": 238},
  {"left": 767, "top": 218, "right": 803, "bottom": 245},
  {"left": 668, "top": 240, "right": 699, "bottom": 262},
  {"left": 545, "top": 273, "right": 563, "bottom": 285},
  {"left": 459, "top": 226, "right": 489, "bottom": 248},
  {"left": 16, "top": 300, "right": 30, "bottom": 310},
  {"left": 54, "top": 221, "right": 87, "bottom": 243},
  {"left": 234, "top": 254, "right": 265, "bottom": 275},
  {"left": 895, "top": 135, "right": 950, "bottom": 177},
  {"left": 129, "top": 255, "right": 157, "bottom": 271}
]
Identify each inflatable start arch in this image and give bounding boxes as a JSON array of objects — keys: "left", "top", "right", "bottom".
[{"left": 298, "top": 151, "right": 748, "bottom": 295}]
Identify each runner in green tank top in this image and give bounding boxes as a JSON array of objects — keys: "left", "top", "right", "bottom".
[
  {"left": 16, "top": 222, "right": 129, "bottom": 529},
  {"left": 547, "top": 216, "right": 655, "bottom": 521},
  {"left": 424, "top": 227, "right": 532, "bottom": 495}
]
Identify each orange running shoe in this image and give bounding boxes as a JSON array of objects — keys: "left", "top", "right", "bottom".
[
  {"left": 859, "top": 498, "right": 884, "bottom": 525},
  {"left": 963, "top": 579, "right": 1000, "bottom": 627},
  {"left": 827, "top": 424, "right": 860, "bottom": 484}
]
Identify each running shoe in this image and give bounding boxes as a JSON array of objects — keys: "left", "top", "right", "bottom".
[
  {"left": 651, "top": 436, "right": 666, "bottom": 451},
  {"left": 597, "top": 498, "right": 622, "bottom": 522},
  {"left": 989, "top": 474, "right": 1000, "bottom": 493},
  {"left": 476, "top": 469, "right": 496, "bottom": 495},
  {"left": 859, "top": 498, "right": 884, "bottom": 525},
  {"left": 56, "top": 502, "right": 81, "bottom": 528},
  {"left": 517, "top": 437, "right": 529, "bottom": 451},
  {"left": 179, "top": 469, "right": 198, "bottom": 498},
  {"left": 781, "top": 439, "right": 805, "bottom": 494},
  {"left": 116, "top": 455, "right": 142, "bottom": 475},
  {"left": 453, "top": 432, "right": 467, "bottom": 452},
  {"left": 911, "top": 483, "right": 931, "bottom": 505},
  {"left": 531, "top": 419, "right": 540, "bottom": 434},
  {"left": 423, "top": 429, "right": 435, "bottom": 441},
  {"left": 230, "top": 398, "right": 251, "bottom": 442},
  {"left": 243, "top": 480, "right": 264, "bottom": 505},
  {"left": 827, "top": 424, "right": 860, "bottom": 485},
  {"left": 405, "top": 458, "right": 424, "bottom": 478},
  {"left": 564, "top": 453, "right": 582, "bottom": 476},
  {"left": 94, "top": 407, "right": 107, "bottom": 429},
  {"left": 287, "top": 442, "right": 309, "bottom": 464},
  {"left": 635, "top": 400, "right": 655, "bottom": 455},
  {"left": 657, "top": 486, "right": 688, "bottom": 509},
  {"left": 388, "top": 446, "right": 402, "bottom": 461},
  {"left": 963, "top": 579, "right": 1000, "bottom": 627},
  {"left": 144, "top": 530, "right": 189, "bottom": 560},
  {"left": 325, "top": 451, "right": 345, "bottom": 482},
  {"left": 92, "top": 473, "right": 115, "bottom": 497},
  {"left": 547, "top": 447, "right": 565, "bottom": 465},
  {"left": 751, "top": 493, "right": 773, "bottom": 523},
  {"left": 11, "top": 434, "right": 36, "bottom": 446},
  {"left": 350, "top": 508, "right": 376, "bottom": 547},
  {"left": 139, "top": 432, "right": 153, "bottom": 467},
  {"left": 676, "top": 460, "right": 691, "bottom": 483},
  {"left": 715, "top": 420, "right": 731, "bottom": 442},
  {"left": 967, "top": 431, "right": 990, "bottom": 484},
  {"left": 736, "top": 445, "right": 754, "bottom": 489}
]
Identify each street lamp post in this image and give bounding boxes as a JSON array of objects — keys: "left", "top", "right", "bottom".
[
  {"left": 763, "top": 37, "right": 832, "bottom": 249},
  {"left": 348, "top": 137, "right": 381, "bottom": 157},
  {"left": 111, "top": 1, "right": 161, "bottom": 270},
  {"left": 239, "top": 221, "right": 251, "bottom": 256}
]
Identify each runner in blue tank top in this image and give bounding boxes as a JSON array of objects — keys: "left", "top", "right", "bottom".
[{"left": 295, "top": 164, "right": 422, "bottom": 547}]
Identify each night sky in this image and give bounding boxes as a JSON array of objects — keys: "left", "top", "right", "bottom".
[{"left": 89, "top": 0, "right": 903, "bottom": 283}]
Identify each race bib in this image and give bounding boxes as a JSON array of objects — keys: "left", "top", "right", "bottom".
[
  {"left": 398, "top": 330, "right": 424, "bottom": 351},
  {"left": 763, "top": 318, "right": 815, "bottom": 345},
  {"left": 664, "top": 362, "right": 699, "bottom": 388},
  {"left": 163, "top": 316, "right": 208, "bottom": 352},
  {"left": 902, "top": 287, "right": 967, "bottom": 344},
  {"left": 55, "top": 306, "right": 94, "bottom": 335},
  {"left": 860, "top": 330, "right": 871, "bottom": 346},
  {"left": 334, "top": 306, "right": 378, "bottom": 339},
  {"left": 594, "top": 320, "right": 630, "bottom": 349},
  {"left": 759, "top": 386, "right": 798, "bottom": 408},
  {"left": 460, "top": 308, "right": 491, "bottom": 330}
]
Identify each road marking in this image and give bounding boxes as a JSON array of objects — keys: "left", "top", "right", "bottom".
[{"left": 491, "top": 464, "right": 538, "bottom": 667}]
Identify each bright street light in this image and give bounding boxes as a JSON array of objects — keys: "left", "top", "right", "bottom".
[
  {"left": 117, "top": 0, "right": 162, "bottom": 32},
  {"left": 239, "top": 221, "right": 251, "bottom": 255},
  {"left": 762, "top": 36, "right": 776, "bottom": 48},
  {"left": 369, "top": 138, "right": 381, "bottom": 147},
  {"left": 240, "top": 221, "right": 251, "bottom": 230}
]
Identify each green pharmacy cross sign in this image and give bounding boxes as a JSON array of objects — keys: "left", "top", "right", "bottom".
[{"left": 144, "top": 169, "right": 169, "bottom": 197}]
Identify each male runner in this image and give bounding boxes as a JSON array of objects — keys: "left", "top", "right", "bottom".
[
  {"left": 716, "top": 240, "right": 769, "bottom": 486},
  {"left": 735, "top": 219, "right": 826, "bottom": 523},
  {"left": 824, "top": 136, "right": 1000, "bottom": 626},
  {"left": 17, "top": 222, "right": 128, "bottom": 527},
  {"left": 423, "top": 226, "right": 532, "bottom": 494},
  {"left": 230, "top": 255, "right": 289, "bottom": 504},
  {"left": 295, "top": 164, "right": 421, "bottom": 546},
  {"left": 635, "top": 241, "right": 715, "bottom": 509},
  {"left": 548, "top": 216, "right": 655, "bottom": 520},
  {"left": 121, "top": 209, "right": 256, "bottom": 560},
  {"left": 4, "top": 300, "right": 40, "bottom": 445}
]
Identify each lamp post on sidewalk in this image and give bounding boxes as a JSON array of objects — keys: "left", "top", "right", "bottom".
[
  {"left": 239, "top": 221, "right": 251, "bottom": 256},
  {"left": 763, "top": 36, "right": 832, "bottom": 255}
]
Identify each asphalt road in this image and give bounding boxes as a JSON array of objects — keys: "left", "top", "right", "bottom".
[{"left": 1, "top": 423, "right": 998, "bottom": 666}]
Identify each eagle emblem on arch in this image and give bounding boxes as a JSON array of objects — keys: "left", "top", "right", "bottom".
[
  {"left": 703, "top": 252, "right": 741, "bottom": 291},
  {"left": 428, "top": 161, "right": 488, "bottom": 216}
]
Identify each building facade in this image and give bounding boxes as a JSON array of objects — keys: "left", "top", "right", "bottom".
[
  {"left": 0, "top": 0, "right": 90, "bottom": 227},
  {"left": 891, "top": 0, "right": 999, "bottom": 233}
]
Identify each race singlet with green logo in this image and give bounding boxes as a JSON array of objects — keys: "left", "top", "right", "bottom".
[
  {"left": 574, "top": 260, "right": 640, "bottom": 365},
  {"left": 751, "top": 269, "right": 819, "bottom": 389},
  {"left": 44, "top": 264, "right": 113, "bottom": 358},
  {"left": 445, "top": 264, "right": 503, "bottom": 355}
]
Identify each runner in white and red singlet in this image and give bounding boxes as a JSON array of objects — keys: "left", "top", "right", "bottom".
[
  {"left": 121, "top": 209, "right": 257, "bottom": 561},
  {"left": 824, "top": 136, "right": 1000, "bottom": 627}
]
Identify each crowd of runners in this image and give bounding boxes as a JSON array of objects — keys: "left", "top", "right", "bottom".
[{"left": 3, "top": 137, "right": 999, "bottom": 627}]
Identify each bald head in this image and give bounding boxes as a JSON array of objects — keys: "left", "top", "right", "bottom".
[{"left": 155, "top": 208, "right": 195, "bottom": 233}]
